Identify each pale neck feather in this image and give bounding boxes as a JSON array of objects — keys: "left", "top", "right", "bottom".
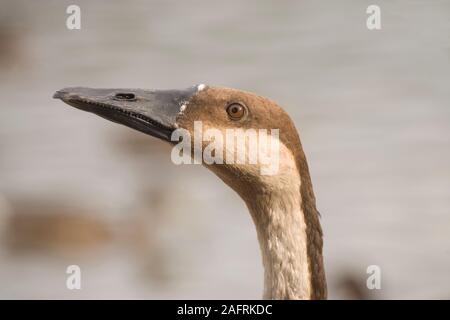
[
  {"left": 243, "top": 142, "right": 312, "bottom": 299},
  {"left": 246, "top": 180, "right": 311, "bottom": 299},
  {"left": 208, "top": 135, "right": 321, "bottom": 299}
]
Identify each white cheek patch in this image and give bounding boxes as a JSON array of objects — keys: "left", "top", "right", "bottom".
[{"left": 197, "top": 84, "right": 206, "bottom": 91}]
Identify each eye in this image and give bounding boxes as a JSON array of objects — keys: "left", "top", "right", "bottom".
[{"left": 226, "top": 103, "right": 246, "bottom": 120}]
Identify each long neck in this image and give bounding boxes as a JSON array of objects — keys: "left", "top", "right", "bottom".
[
  {"left": 210, "top": 137, "right": 326, "bottom": 299},
  {"left": 244, "top": 173, "right": 326, "bottom": 299}
]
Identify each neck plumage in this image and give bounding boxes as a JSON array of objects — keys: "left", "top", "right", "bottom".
[
  {"left": 209, "top": 135, "right": 327, "bottom": 299},
  {"left": 244, "top": 168, "right": 326, "bottom": 300}
]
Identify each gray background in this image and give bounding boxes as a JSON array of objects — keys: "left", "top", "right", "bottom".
[{"left": 0, "top": 0, "right": 449, "bottom": 298}]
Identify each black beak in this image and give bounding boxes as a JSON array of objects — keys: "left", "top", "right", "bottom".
[{"left": 53, "top": 86, "right": 199, "bottom": 142}]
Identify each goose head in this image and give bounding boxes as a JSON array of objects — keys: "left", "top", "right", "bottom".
[
  {"left": 54, "top": 84, "right": 326, "bottom": 299},
  {"left": 53, "top": 84, "right": 303, "bottom": 201}
]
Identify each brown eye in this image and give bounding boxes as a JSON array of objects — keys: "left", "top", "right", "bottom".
[{"left": 226, "top": 103, "right": 246, "bottom": 120}]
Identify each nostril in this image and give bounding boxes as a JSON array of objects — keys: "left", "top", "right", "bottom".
[{"left": 114, "top": 93, "right": 136, "bottom": 101}]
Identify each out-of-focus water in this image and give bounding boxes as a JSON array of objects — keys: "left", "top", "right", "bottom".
[{"left": 0, "top": 0, "right": 449, "bottom": 299}]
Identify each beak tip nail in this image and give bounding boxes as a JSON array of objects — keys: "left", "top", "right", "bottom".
[{"left": 53, "top": 91, "right": 63, "bottom": 99}]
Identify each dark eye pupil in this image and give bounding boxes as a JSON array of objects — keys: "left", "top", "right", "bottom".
[{"left": 227, "top": 103, "right": 245, "bottom": 119}]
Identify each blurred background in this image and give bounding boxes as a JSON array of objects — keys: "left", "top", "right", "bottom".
[{"left": 0, "top": 0, "right": 449, "bottom": 299}]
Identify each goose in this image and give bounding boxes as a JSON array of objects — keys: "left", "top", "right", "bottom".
[{"left": 53, "top": 84, "right": 327, "bottom": 300}]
